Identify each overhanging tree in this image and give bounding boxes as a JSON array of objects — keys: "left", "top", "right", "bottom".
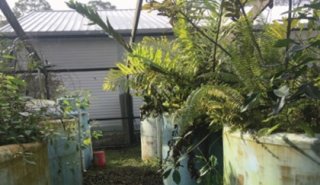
[
  {"left": 88, "top": 0, "right": 116, "bottom": 10},
  {"left": 13, "top": 0, "right": 52, "bottom": 17}
]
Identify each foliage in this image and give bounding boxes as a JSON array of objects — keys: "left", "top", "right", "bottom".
[
  {"left": 68, "top": 1, "right": 226, "bottom": 183},
  {"left": 13, "top": 0, "right": 52, "bottom": 17},
  {"left": 104, "top": 37, "right": 197, "bottom": 117},
  {"left": 177, "top": 0, "right": 320, "bottom": 135},
  {"left": 88, "top": 0, "right": 116, "bottom": 10},
  {"left": 69, "top": 0, "right": 320, "bottom": 184},
  {"left": 0, "top": 73, "right": 45, "bottom": 145},
  {"left": 67, "top": 0, "right": 131, "bottom": 52},
  {"left": 68, "top": 0, "right": 211, "bottom": 117}
]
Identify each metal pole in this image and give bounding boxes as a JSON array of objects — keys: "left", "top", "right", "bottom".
[
  {"left": 0, "top": 0, "right": 41, "bottom": 61},
  {"left": 130, "top": 0, "right": 143, "bottom": 45},
  {"left": 121, "top": 0, "right": 143, "bottom": 145},
  {"left": 0, "top": 0, "right": 51, "bottom": 99}
]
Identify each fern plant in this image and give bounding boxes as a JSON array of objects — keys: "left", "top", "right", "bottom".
[
  {"left": 68, "top": 0, "right": 320, "bottom": 184},
  {"left": 178, "top": 0, "right": 320, "bottom": 135},
  {"left": 68, "top": 0, "right": 223, "bottom": 119}
]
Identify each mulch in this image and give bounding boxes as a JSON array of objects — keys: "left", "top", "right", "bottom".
[{"left": 83, "top": 166, "right": 163, "bottom": 185}]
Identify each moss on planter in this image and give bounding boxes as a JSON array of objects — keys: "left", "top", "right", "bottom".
[{"left": 0, "top": 142, "right": 50, "bottom": 185}]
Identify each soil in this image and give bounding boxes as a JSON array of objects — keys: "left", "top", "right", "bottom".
[{"left": 83, "top": 146, "right": 163, "bottom": 185}]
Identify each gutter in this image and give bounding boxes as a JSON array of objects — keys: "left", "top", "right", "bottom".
[{"left": 0, "top": 28, "right": 173, "bottom": 39}]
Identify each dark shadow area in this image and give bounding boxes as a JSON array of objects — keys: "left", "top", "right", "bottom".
[{"left": 283, "top": 136, "right": 320, "bottom": 166}]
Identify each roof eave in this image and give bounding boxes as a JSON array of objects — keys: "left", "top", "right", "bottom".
[{"left": 0, "top": 28, "right": 173, "bottom": 39}]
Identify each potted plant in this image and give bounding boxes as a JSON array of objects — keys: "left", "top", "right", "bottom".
[
  {"left": 67, "top": 1, "right": 223, "bottom": 184},
  {"left": 175, "top": 0, "right": 320, "bottom": 184},
  {"left": 222, "top": 1, "right": 320, "bottom": 184}
]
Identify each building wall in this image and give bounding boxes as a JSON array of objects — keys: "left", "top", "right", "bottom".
[
  {"left": 30, "top": 36, "right": 144, "bottom": 147},
  {"left": 33, "top": 37, "right": 122, "bottom": 69}
]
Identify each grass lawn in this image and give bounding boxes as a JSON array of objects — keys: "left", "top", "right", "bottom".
[{"left": 83, "top": 146, "right": 163, "bottom": 185}]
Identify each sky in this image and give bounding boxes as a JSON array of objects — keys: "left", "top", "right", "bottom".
[{"left": 7, "top": 0, "right": 139, "bottom": 10}]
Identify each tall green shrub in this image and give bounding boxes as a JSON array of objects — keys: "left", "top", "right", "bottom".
[{"left": 0, "top": 74, "right": 44, "bottom": 145}]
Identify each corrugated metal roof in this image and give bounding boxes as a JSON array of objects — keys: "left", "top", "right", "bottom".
[
  {"left": 0, "top": 9, "right": 172, "bottom": 37},
  {"left": 0, "top": 6, "right": 308, "bottom": 38}
]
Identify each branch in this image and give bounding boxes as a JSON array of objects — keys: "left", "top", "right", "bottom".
[
  {"left": 236, "top": 0, "right": 265, "bottom": 66},
  {"left": 178, "top": 10, "right": 232, "bottom": 58},
  {"left": 0, "top": 0, "right": 41, "bottom": 62},
  {"left": 212, "top": 0, "right": 225, "bottom": 71},
  {"left": 285, "top": 0, "right": 293, "bottom": 69}
]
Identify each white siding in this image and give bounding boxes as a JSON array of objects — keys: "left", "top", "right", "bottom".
[
  {"left": 132, "top": 96, "right": 143, "bottom": 117},
  {"left": 56, "top": 71, "right": 121, "bottom": 119},
  {"left": 33, "top": 37, "right": 122, "bottom": 69}
]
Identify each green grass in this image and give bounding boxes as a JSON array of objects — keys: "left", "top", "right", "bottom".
[
  {"left": 106, "top": 146, "right": 159, "bottom": 168},
  {"left": 83, "top": 146, "right": 163, "bottom": 185}
]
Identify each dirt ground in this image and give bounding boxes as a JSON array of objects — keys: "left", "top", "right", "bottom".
[{"left": 83, "top": 146, "right": 163, "bottom": 185}]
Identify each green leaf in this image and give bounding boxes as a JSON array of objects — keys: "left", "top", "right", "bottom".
[
  {"left": 304, "top": 84, "right": 320, "bottom": 99},
  {"left": 66, "top": 0, "right": 132, "bottom": 52},
  {"left": 2, "top": 54, "right": 16, "bottom": 60},
  {"left": 172, "top": 169, "right": 181, "bottom": 184},
  {"left": 299, "top": 123, "right": 315, "bottom": 137},
  {"left": 257, "top": 123, "right": 280, "bottom": 136},
  {"left": 274, "top": 39, "right": 296, "bottom": 47},
  {"left": 241, "top": 92, "right": 258, "bottom": 112},
  {"left": 273, "top": 96, "right": 286, "bottom": 114},
  {"left": 209, "top": 155, "right": 217, "bottom": 167},
  {"left": 163, "top": 168, "right": 172, "bottom": 179},
  {"left": 291, "top": 84, "right": 320, "bottom": 100},
  {"left": 305, "top": 2, "right": 320, "bottom": 10},
  {"left": 199, "top": 165, "right": 209, "bottom": 177},
  {"left": 273, "top": 85, "right": 289, "bottom": 98}
]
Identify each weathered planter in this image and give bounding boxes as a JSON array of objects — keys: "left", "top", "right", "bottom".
[
  {"left": 46, "top": 119, "right": 82, "bottom": 185},
  {"left": 162, "top": 114, "right": 196, "bottom": 185},
  {"left": 0, "top": 142, "right": 50, "bottom": 185},
  {"left": 223, "top": 126, "right": 320, "bottom": 185},
  {"left": 140, "top": 115, "right": 162, "bottom": 160},
  {"left": 57, "top": 97, "right": 93, "bottom": 171}
]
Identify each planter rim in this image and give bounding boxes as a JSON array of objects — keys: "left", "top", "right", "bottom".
[
  {"left": 0, "top": 142, "right": 44, "bottom": 163},
  {"left": 223, "top": 126, "right": 320, "bottom": 147}
]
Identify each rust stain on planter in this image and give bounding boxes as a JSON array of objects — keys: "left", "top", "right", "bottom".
[
  {"left": 280, "top": 165, "right": 292, "bottom": 184},
  {"left": 237, "top": 174, "right": 244, "bottom": 185},
  {"left": 140, "top": 116, "right": 162, "bottom": 161}
]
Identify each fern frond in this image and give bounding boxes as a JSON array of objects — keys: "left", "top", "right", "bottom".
[
  {"left": 103, "top": 69, "right": 126, "bottom": 91},
  {"left": 177, "top": 85, "right": 242, "bottom": 132}
]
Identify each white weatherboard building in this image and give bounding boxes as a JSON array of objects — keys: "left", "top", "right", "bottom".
[{"left": 0, "top": 9, "right": 172, "bottom": 147}]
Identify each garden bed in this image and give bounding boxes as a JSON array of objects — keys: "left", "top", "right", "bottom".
[{"left": 83, "top": 146, "right": 163, "bottom": 185}]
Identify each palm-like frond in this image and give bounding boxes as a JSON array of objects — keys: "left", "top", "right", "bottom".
[{"left": 67, "top": 0, "right": 132, "bottom": 52}]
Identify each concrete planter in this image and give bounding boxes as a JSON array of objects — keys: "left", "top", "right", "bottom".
[
  {"left": 0, "top": 142, "right": 50, "bottom": 185},
  {"left": 223, "top": 126, "right": 320, "bottom": 185},
  {"left": 140, "top": 115, "right": 162, "bottom": 160},
  {"left": 46, "top": 119, "right": 82, "bottom": 185},
  {"left": 162, "top": 114, "right": 196, "bottom": 185}
]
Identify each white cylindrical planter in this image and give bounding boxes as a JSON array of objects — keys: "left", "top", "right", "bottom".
[
  {"left": 140, "top": 116, "right": 162, "bottom": 160},
  {"left": 223, "top": 126, "right": 320, "bottom": 185},
  {"left": 162, "top": 114, "right": 196, "bottom": 185}
]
